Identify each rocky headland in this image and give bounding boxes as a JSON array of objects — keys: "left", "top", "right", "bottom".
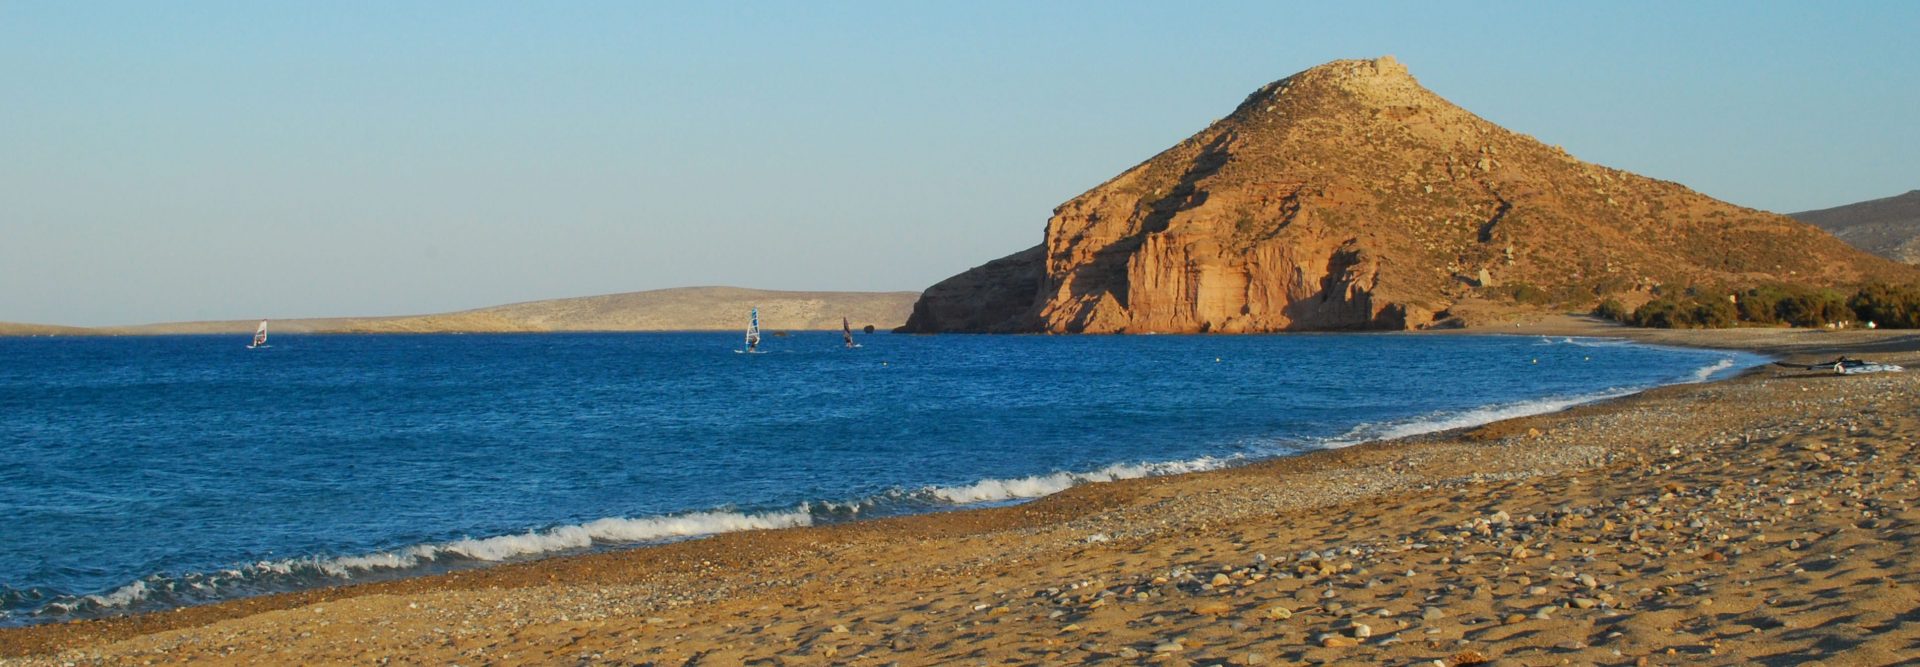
[{"left": 900, "top": 57, "right": 1915, "bottom": 333}]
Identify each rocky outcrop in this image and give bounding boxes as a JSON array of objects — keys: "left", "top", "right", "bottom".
[
  {"left": 906, "top": 57, "right": 1916, "bottom": 333},
  {"left": 897, "top": 245, "right": 1045, "bottom": 333}
]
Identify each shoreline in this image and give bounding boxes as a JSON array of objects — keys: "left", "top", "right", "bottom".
[
  {"left": 4, "top": 324, "right": 1918, "bottom": 664},
  {"left": 0, "top": 330, "right": 1750, "bottom": 629}
]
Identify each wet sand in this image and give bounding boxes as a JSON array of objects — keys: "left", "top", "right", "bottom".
[{"left": 5, "top": 322, "right": 1919, "bottom": 666}]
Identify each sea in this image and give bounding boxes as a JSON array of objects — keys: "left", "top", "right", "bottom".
[{"left": 0, "top": 332, "right": 1766, "bottom": 626}]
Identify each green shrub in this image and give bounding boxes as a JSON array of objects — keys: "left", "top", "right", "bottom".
[
  {"left": 1628, "top": 295, "right": 1735, "bottom": 329},
  {"left": 1775, "top": 291, "right": 1852, "bottom": 327},
  {"left": 1736, "top": 286, "right": 1792, "bottom": 324},
  {"left": 1690, "top": 298, "right": 1739, "bottom": 328},
  {"left": 1630, "top": 298, "right": 1694, "bottom": 328},
  {"left": 1504, "top": 283, "right": 1551, "bottom": 306},
  {"left": 1850, "top": 283, "right": 1920, "bottom": 328},
  {"left": 1592, "top": 298, "right": 1631, "bottom": 323}
]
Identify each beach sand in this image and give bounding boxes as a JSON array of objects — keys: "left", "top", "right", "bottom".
[{"left": 5, "top": 322, "right": 1920, "bottom": 666}]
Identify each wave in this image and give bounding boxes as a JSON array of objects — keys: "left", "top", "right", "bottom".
[
  {"left": 18, "top": 508, "right": 812, "bottom": 621},
  {"left": 1689, "top": 357, "right": 1737, "bottom": 383},
  {"left": 1533, "top": 335, "right": 1634, "bottom": 348},
  {"left": 1325, "top": 387, "right": 1640, "bottom": 446},
  {"left": 922, "top": 457, "right": 1237, "bottom": 504},
  {"left": 1325, "top": 354, "right": 1753, "bottom": 446}
]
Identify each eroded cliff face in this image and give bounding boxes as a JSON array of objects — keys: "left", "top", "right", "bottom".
[{"left": 905, "top": 57, "right": 1915, "bottom": 333}]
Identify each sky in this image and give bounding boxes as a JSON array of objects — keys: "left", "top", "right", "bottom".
[{"left": 3, "top": 2, "right": 1916, "bottom": 326}]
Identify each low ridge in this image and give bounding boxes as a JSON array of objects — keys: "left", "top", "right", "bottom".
[
  {"left": 21, "top": 287, "right": 919, "bottom": 336},
  {"left": 1791, "top": 190, "right": 1920, "bottom": 264},
  {"left": 902, "top": 57, "right": 1916, "bottom": 333}
]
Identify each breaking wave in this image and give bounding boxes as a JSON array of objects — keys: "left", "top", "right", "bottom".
[
  {"left": 1325, "top": 387, "right": 1639, "bottom": 446},
  {"left": 921, "top": 457, "right": 1238, "bottom": 503},
  {"left": 16, "top": 508, "right": 812, "bottom": 622},
  {"left": 1325, "top": 354, "right": 1754, "bottom": 446},
  {"left": 1689, "top": 358, "right": 1738, "bottom": 383}
]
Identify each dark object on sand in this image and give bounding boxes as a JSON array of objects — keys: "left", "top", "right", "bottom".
[{"left": 1773, "top": 357, "right": 1905, "bottom": 375}]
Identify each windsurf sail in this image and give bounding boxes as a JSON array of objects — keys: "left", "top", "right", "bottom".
[
  {"left": 745, "top": 308, "right": 761, "bottom": 352},
  {"left": 843, "top": 317, "right": 854, "bottom": 348},
  {"left": 248, "top": 320, "right": 268, "bottom": 349}
]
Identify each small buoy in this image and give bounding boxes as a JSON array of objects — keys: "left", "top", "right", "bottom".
[
  {"left": 1531, "top": 359, "right": 1538, "bottom": 364},
  {"left": 1584, "top": 356, "right": 1590, "bottom": 361},
  {"left": 1215, "top": 357, "right": 1222, "bottom": 363}
]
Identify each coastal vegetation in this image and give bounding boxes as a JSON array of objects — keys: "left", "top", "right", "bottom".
[{"left": 1593, "top": 283, "right": 1920, "bottom": 329}]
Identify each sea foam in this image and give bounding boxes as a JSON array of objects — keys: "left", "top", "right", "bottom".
[
  {"left": 923, "top": 457, "right": 1237, "bottom": 504},
  {"left": 36, "top": 508, "right": 812, "bottom": 617}
]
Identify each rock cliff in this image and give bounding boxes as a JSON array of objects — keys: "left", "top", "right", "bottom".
[{"left": 901, "top": 57, "right": 1916, "bottom": 333}]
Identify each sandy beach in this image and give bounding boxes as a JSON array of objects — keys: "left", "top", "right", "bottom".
[{"left": 6, "top": 321, "right": 1920, "bottom": 666}]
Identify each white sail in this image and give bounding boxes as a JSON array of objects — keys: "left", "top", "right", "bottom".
[
  {"left": 248, "top": 320, "right": 269, "bottom": 349},
  {"left": 745, "top": 308, "right": 761, "bottom": 352}
]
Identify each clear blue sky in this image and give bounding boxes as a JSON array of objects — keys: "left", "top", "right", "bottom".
[{"left": 3, "top": 1, "right": 1916, "bottom": 326}]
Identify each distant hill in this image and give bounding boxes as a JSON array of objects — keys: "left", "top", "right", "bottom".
[
  {"left": 15, "top": 287, "right": 919, "bottom": 336},
  {"left": 0, "top": 322, "right": 96, "bottom": 336},
  {"left": 900, "top": 57, "right": 1916, "bottom": 333},
  {"left": 1791, "top": 190, "right": 1920, "bottom": 264}
]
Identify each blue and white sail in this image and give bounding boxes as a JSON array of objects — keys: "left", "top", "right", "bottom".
[{"left": 745, "top": 308, "right": 761, "bottom": 353}]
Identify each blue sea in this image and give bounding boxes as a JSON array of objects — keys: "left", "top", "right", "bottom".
[{"left": 0, "top": 332, "right": 1764, "bottom": 625}]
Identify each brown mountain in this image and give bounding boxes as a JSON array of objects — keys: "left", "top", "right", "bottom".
[
  {"left": 14, "top": 287, "right": 918, "bottom": 336},
  {"left": 901, "top": 57, "right": 1916, "bottom": 333},
  {"left": 1791, "top": 190, "right": 1920, "bottom": 264}
]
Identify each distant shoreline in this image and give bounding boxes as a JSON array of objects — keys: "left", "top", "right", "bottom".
[{"left": 0, "top": 286, "right": 920, "bottom": 337}]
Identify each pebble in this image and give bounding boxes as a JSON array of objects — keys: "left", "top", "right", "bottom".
[{"left": 1318, "top": 634, "right": 1357, "bottom": 648}]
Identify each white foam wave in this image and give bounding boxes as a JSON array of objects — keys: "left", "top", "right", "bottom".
[
  {"left": 83, "top": 580, "right": 149, "bottom": 609},
  {"left": 1533, "top": 335, "right": 1632, "bottom": 348},
  {"left": 438, "top": 511, "right": 810, "bottom": 562},
  {"left": 41, "top": 508, "right": 811, "bottom": 614},
  {"left": 1327, "top": 388, "right": 1638, "bottom": 446},
  {"left": 925, "top": 457, "right": 1236, "bottom": 504},
  {"left": 1689, "top": 358, "right": 1737, "bottom": 383}
]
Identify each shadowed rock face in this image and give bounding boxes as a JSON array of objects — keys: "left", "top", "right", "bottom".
[
  {"left": 1792, "top": 190, "right": 1920, "bottom": 264},
  {"left": 905, "top": 57, "right": 1915, "bottom": 333},
  {"left": 897, "top": 245, "right": 1045, "bottom": 333}
]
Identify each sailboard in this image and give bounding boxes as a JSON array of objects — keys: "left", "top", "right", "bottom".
[
  {"left": 842, "top": 317, "right": 861, "bottom": 349},
  {"left": 247, "top": 320, "right": 270, "bottom": 349},
  {"left": 737, "top": 307, "right": 764, "bottom": 354}
]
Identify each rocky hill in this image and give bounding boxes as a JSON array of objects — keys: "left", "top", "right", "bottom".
[
  {"left": 20, "top": 287, "right": 918, "bottom": 336},
  {"left": 1791, "top": 190, "right": 1920, "bottom": 264},
  {"left": 901, "top": 57, "right": 1916, "bottom": 333}
]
